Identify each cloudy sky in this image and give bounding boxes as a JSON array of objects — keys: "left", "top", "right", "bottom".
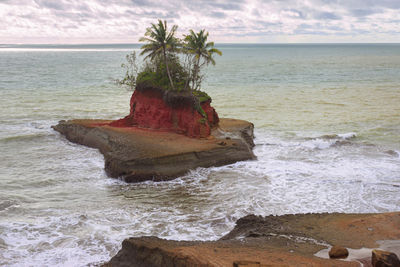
[{"left": 1, "top": 0, "right": 400, "bottom": 44}]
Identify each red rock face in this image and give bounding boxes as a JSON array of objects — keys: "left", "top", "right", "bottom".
[{"left": 109, "top": 89, "right": 219, "bottom": 138}]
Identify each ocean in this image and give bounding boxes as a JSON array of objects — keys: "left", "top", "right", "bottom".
[{"left": 1, "top": 43, "right": 399, "bottom": 266}]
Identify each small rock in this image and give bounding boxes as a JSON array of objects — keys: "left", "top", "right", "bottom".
[
  {"left": 0, "top": 238, "right": 7, "bottom": 249},
  {"left": 246, "top": 231, "right": 262, "bottom": 238},
  {"left": 329, "top": 246, "right": 349, "bottom": 259},
  {"left": 372, "top": 249, "right": 400, "bottom": 267},
  {"left": 233, "top": 261, "right": 261, "bottom": 267},
  {"left": 385, "top": 150, "right": 399, "bottom": 157},
  {"left": 218, "top": 141, "right": 227, "bottom": 146}
]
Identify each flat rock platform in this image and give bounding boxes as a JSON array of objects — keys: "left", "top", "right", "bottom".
[
  {"left": 52, "top": 118, "right": 256, "bottom": 183},
  {"left": 105, "top": 212, "right": 400, "bottom": 267}
]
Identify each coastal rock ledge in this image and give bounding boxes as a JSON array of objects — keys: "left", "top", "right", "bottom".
[
  {"left": 52, "top": 118, "right": 255, "bottom": 182},
  {"left": 104, "top": 212, "right": 400, "bottom": 267}
]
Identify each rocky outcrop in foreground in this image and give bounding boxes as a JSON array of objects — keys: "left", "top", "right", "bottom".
[
  {"left": 52, "top": 118, "right": 255, "bottom": 182},
  {"left": 105, "top": 212, "right": 400, "bottom": 267}
]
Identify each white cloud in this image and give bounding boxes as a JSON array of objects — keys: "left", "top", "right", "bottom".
[{"left": 0, "top": 0, "right": 399, "bottom": 43}]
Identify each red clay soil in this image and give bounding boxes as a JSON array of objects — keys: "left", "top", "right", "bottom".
[{"left": 109, "top": 89, "right": 219, "bottom": 138}]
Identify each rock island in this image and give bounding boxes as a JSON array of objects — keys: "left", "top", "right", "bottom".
[
  {"left": 52, "top": 85, "right": 255, "bottom": 182},
  {"left": 53, "top": 21, "right": 255, "bottom": 182}
]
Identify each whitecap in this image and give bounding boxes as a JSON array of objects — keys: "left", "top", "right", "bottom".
[{"left": 337, "top": 132, "right": 357, "bottom": 139}]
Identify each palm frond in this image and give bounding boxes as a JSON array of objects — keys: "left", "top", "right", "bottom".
[{"left": 208, "top": 47, "right": 222, "bottom": 56}]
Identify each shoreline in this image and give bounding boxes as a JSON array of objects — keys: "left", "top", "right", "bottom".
[{"left": 104, "top": 212, "right": 400, "bottom": 266}]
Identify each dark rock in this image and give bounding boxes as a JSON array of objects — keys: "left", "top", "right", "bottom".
[
  {"left": 246, "top": 231, "right": 263, "bottom": 238},
  {"left": 0, "top": 238, "right": 7, "bottom": 249},
  {"left": 233, "top": 260, "right": 261, "bottom": 267},
  {"left": 329, "top": 246, "right": 349, "bottom": 259},
  {"left": 385, "top": 150, "right": 399, "bottom": 157},
  {"left": 372, "top": 249, "right": 400, "bottom": 267}
]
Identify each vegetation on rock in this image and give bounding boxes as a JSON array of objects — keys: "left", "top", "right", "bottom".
[
  {"left": 117, "top": 19, "right": 222, "bottom": 100},
  {"left": 115, "top": 52, "right": 139, "bottom": 91},
  {"left": 139, "top": 20, "right": 180, "bottom": 91},
  {"left": 183, "top": 29, "right": 222, "bottom": 90}
]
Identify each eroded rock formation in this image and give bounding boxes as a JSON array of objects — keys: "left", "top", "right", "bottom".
[
  {"left": 53, "top": 85, "right": 256, "bottom": 182},
  {"left": 52, "top": 118, "right": 255, "bottom": 182},
  {"left": 109, "top": 86, "right": 219, "bottom": 138}
]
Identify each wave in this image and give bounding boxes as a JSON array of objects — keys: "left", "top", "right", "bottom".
[
  {"left": 255, "top": 131, "right": 358, "bottom": 151},
  {"left": 0, "top": 200, "right": 19, "bottom": 212},
  {"left": 297, "top": 132, "right": 357, "bottom": 150},
  {"left": 316, "top": 100, "right": 346, "bottom": 107},
  {"left": 0, "top": 133, "right": 49, "bottom": 143},
  {"left": 385, "top": 150, "right": 400, "bottom": 158},
  {"left": 309, "top": 132, "right": 357, "bottom": 140}
]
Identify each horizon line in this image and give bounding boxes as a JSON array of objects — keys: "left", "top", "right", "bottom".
[{"left": 2, "top": 42, "right": 400, "bottom": 46}]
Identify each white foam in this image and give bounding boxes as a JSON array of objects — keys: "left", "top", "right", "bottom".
[
  {"left": 1, "top": 125, "right": 400, "bottom": 266},
  {"left": 338, "top": 132, "right": 357, "bottom": 139}
]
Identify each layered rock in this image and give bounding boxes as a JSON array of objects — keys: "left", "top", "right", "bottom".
[
  {"left": 104, "top": 212, "right": 400, "bottom": 267},
  {"left": 53, "top": 84, "right": 256, "bottom": 182},
  {"left": 109, "top": 86, "right": 219, "bottom": 138},
  {"left": 52, "top": 118, "right": 255, "bottom": 183}
]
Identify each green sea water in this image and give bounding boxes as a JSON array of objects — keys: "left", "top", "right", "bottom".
[{"left": 0, "top": 44, "right": 399, "bottom": 266}]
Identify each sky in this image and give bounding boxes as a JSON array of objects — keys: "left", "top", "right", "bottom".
[{"left": 1, "top": 0, "right": 400, "bottom": 44}]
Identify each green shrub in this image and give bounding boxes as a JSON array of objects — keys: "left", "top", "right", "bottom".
[{"left": 192, "top": 90, "right": 211, "bottom": 103}]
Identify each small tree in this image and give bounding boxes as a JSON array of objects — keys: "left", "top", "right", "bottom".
[
  {"left": 136, "top": 53, "right": 189, "bottom": 91},
  {"left": 139, "top": 20, "right": 179, "bottom": 91},
  {"left": 184, "top": 29, "right": 222, "bottom": 90},
  {"left": 115, "top": 51, "right": 139, "bottom": 91},
  {"left": 117, "top": 21, "right": 222, "bottom": 95}
]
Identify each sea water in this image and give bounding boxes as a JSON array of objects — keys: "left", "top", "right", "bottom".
[{"left": 0, "top": 44, "right": 399, "bottom": 266}]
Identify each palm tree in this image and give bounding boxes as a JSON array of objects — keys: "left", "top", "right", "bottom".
[
  {"left": 184, "top": 29, "right": 222, "bottom": 90},
  {"left": 139, "top": 20, "right": 179, "bottom": 90}
]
